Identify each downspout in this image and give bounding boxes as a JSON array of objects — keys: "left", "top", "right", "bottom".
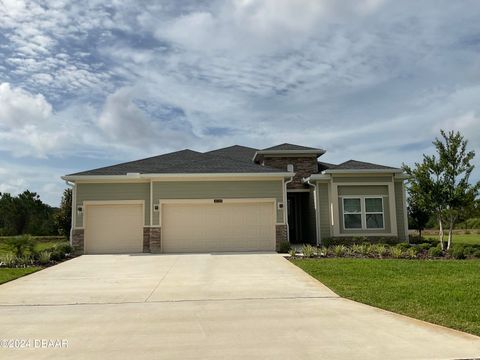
[
  {"left": 304, "top": 177, "right": 321, "bottom": 247},
  {"left": 284, "top": 176, "right": 294, "bottom": 243},
  {"left": 64, "top": 180, "right": 75, "bottom": 246}
]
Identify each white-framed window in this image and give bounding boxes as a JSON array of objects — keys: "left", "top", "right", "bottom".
[
  {"left": 365, "top": 198, "right": 384, "bottom": 229},
  {"left": 343, "top": 198, "right": 362, "bottom": 229},
  {"left": 342, "top": 197, "right": 384, "bottom": 230}
]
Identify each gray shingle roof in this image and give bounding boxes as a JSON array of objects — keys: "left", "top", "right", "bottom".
[
  {"left": 205, "top": 145, "right": 258, "bottom": 162},
  {"left": 318, "top": 161, "right": 336, "bottom": 172},
  {"left": 68, "top": 149, "right": 283, "bottom": 176},
  {"left": 262, "top": 143, "right": 323, "bottom": 151},
  {"left": 329, "top": 160, "right": 400, "bottom": 171}
]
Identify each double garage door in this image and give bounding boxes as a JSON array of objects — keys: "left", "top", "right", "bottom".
[{"left": 84, "top": 201, "right": 275, "bottom": 254}]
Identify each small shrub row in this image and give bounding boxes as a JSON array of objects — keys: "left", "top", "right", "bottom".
[
  {"left": 322, "top": 236, "right": 399, "bottom": 247},
  {"left": 288, "top": 242, "right": 480, "bottom": 260},
  {"left": 0, "top": 237, "right": 74, "bottom": 268}
]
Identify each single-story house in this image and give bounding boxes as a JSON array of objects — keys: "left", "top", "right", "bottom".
[{"left": 62, "top": 143, "right": 408, "bottom": 254}]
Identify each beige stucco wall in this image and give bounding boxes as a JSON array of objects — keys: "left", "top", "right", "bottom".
[
  {"left": 316, "top": 182, "right": 331, "bottom": 240},
  {"left": 316, "top": 178, "right": 407, "bottom": 240},
  {"left": 152, "top": 180, "right": 284, "bottom": 224},
  {"left": 75, "top": 183, "right": 150, "bottom": 227}
]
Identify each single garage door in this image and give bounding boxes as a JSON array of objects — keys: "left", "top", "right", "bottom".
[
  {"left": 162, "top": 201, "right": 275, "bottom": 253},
  {"left": 84, "top": 203, "right": 144, "bottom": 254}
]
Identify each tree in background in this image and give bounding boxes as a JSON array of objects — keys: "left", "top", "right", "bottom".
[
  {"left": 0, "top": 191, "right": 56, "bottom": 236},
  {"left": 404, "top": 130, "right": 479, "bottom": 250},
  {"left": 407, "top": 196, "right": 431, "bottom": 239},
  {"left": 55, "top": 188, "right": 72, "bottom": 239}
]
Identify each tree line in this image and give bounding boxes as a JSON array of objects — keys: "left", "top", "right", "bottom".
[
  {"left": 404, "top": 130, "right": 480, "bottom": 250},
  {"left": 0, "top": 189, "right": 72, "bottom": 238}
]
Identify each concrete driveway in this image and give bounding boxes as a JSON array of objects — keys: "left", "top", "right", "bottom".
[{"left": 0, "top": 254, "right": 479, "bottom": 359}]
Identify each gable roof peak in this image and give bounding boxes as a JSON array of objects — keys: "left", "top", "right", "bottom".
[{"left": 262, "top": 143, "right": 323, "bottom": 151}]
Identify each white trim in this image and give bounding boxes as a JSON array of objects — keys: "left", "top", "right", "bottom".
[
  {"left": 62, "top": 172, "right": 295, "bottom": 181},
  {"left": 402, "top": 181, "right": 409, "bottom": 242},
  {"left": 284, "top": 177, "right": 294, "bottom": 242},
  {"left": 324, "top": 169, "right": 403, "bottom": 174},
  {"left": 388, "top": 182, "right": 398, "bottom": 235},
  {"left": 253, "top": 149, "right": 325, "bottom": 161},
  {"left": 341, "top": 195, "right": 387, "bottom": 231},
  {"left": 149, "top": 180, "right": 153, "bottom": 227}
]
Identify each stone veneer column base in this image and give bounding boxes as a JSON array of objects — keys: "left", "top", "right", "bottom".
[
  {"left": 275, "top": 224, "right": 288, "bottom": 251},
  {"left": 149, "top": 227, "right": 162, "bottom": 253},
  {"left": 72, "top": 229, "right": 84, "bottom": 254},
  {"left": 143, "top": 228, "right": 151, "bottom": 253}
]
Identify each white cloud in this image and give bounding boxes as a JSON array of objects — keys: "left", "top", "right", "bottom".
[{"left": 0, "top": 83, "right": 52, "bottom": 127}]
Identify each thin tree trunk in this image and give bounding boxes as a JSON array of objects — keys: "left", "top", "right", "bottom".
[
  {"left": 439, "top": 219, "right": 445, "bottom": 250},
  {"left": 447, "top": 220, "right": 454, "bottom": 250},
  {"left": 419, "top": 228, "right": 422, "bottom": 239}
]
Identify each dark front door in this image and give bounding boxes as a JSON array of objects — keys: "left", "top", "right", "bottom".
[{"left": 287, "top": 192, "right": 310, "bottom": 244}]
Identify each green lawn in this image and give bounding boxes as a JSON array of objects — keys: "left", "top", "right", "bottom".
[
  {"left": 292, "top": 258, "right": 480, "bottom": 336},
  {"left": 426, "top": 233, "right": 480, "bottom": 246},
  {"left": 0, "top": 267, "right": 41, "bottom": 285}
]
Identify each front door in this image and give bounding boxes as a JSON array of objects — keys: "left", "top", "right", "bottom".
[{"left": 287, "top": 192, "right": 310, "bottom": 244}]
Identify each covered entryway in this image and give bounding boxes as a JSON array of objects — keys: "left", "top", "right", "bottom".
[
  {"left": 84, "top": 203, "right": 144, "bottom": 254},
  {"left": 161, "top": 201, "right": 275, "bottom": 253}
]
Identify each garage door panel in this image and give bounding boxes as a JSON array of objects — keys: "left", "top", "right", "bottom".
[
  {"left": 85, "top": 204, "right": 143, "bottom": 254},
  {"left": 162, "top": 202, "right": 275, "bottom": 253}
]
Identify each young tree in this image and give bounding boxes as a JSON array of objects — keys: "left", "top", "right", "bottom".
[
  {"left": 404, "top": 130, "right": 479, "bottom": 250},
  {"left": 435, "top": 130, "right": 479, "bottom": 249},
  {"left": 407, "top": 196, "right": 431, "bottom": 239},
  {"left": 55, "top": 188, "right": 72, "bottom": 239}
]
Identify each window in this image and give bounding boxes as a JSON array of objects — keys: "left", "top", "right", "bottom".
[
  {"left": 343, "top": 198, "right": 362, "bottom": 229},
  {"left": 343, "top": 197, "right": 384, "bottom": 230},
  {"left": 365, "top": 198, "right": 384, "bottom": 229}
]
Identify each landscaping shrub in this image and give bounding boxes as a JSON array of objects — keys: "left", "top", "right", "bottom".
[
  {"left": 333, "top": 245, "right": 347, "bottom": 257},
  {"left": 38, "top": 251, "right": 52, "bottom": 265},
  {"left": 406, "top": 247, "right": 418, "bottom": 259},
  {"left": 428, "top": 246, "right": 443, "bottom": 257},
  {"left": 278, "top": 241, "right": 291, "bottom": 253},
  {"left": 3, "top": 235, "right": 35, "bottom": 258},
  {"left": 463, "top": 246, "right": 475, "bottom": 257},
  {"left": 391, "top": 247, "right": 403, "bottom": 259},
  {"left": 449, "top": 246, "right": 466, "bottom": 260},
  {"left": 320, "top": 246, "right": 329, "bottom": 257},
  {"left": 301, "top": 244, "right": 316, "bottom": 258},
  {"left": 49, "top": 243, "right": 74, "bottom": 261},
  {"left": 473, "top": 250, "right": 480, "bottom": 259},
  {"left": 322, "top": 236, "right": 398, "bottom": 247},
  {"left": 0, "top": 252, "right": 16, "bottom": 267},
  {"left": 16, "top": 255, "right": 33, "bottom": 267},
  {"left": 351, "top": 244, "right": 363, "bottom": 255},
  {"left": 370, "top": 244, "right": 388, "bottom": 258},
  {"left": 419, "top": 243, "right": 432, "bottom": 251},
  {"left": 396, "top": 242, "right": 411, "bottom": 250}
]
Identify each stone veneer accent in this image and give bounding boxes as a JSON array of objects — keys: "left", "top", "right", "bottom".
[
  {"left": 149, "top": 227, "right": 162, "bottom": 253},
  {"left": 72, "top": 228, "right": 84, "bottom": 253},
  {"left": 143, "top": 228, "right": 151, "bottom": 253},
  {"left": 275, "top": 224, "right": 288, "bottom": 251},
  {"left": 262, "top": 156, "right": 318, "bottom": 189}
]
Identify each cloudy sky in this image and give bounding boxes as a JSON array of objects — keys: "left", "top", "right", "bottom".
[{"left": 1, "top": 0, "right": 479, "bottom": 206}]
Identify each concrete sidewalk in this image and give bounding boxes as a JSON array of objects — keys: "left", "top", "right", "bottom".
[{"left": 0, "top": 254, "right": 479, "bottom": 359}]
